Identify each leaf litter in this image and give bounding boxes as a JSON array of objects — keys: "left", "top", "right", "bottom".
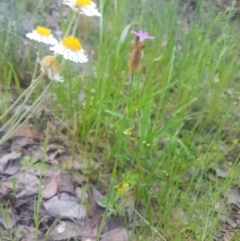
[{"left": 0, "top": 123, "right": 136, "bottom": 241}]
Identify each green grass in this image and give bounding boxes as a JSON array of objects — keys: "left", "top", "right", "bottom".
[{"left": 1, "top": 0, "right": 240, "bottom": 240}]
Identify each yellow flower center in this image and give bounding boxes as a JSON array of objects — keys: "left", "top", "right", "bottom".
[
  {"left": 62, "top": 36, "right": 82, "bottom": 51},
  {"left": 76, "top": 0, "right": 92, "bottom": 7},
  {"left": 36, "top": 26, "right": 51, "bottom": 36}
]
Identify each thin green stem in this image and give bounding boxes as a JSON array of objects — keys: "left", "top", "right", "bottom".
[
  {"left": 0, "top": 79, "right": 42, "bottom": 132},
  {"left": 64, "top": 12, "right": 77, "bottom": 38},
  {"left": 60, "top": 13, "right": 79, "bottom": 72},
  {"left": 0, "top": 73, "right": 44, "bottom": 122},
  {"left": 118, "top": 74, "right": 135, "bottom": 160},
  {"left": 72, "top": 14, "right": 80, "bottom": 36},
  {"left": 97, "top": 74, "right": 135, "bottom": 240},
  {"left": 32, "top": 52, "right": 40, "bottom": 81},
  {"left": 133, "top": 208, "right": 167, "bottom": 241},
  {"left": 0, "top": 80, "right": 52, "bottom": 144},
  {"left": 34, "top": 121, "right": 51, "bottom": 241}
]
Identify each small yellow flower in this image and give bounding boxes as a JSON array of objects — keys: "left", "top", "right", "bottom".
[
  {"left": 123, "top": 129, "right": 131, "bottom": 136},
  {"left": 40, "top": 56, "right": 64, "bottom": 82},
  {"left": 50, "top": 36, "right": 88, "bottom": 63},
  {"left": 117, "top": 187, "right": 124, "bottom": 195},
  {"left": 26, "top": 26, "right": 58, "bottom": 45},
  {"left": 62, "top": 0, "right": 101, "bottom": 17},
  {"left": 122, "top": 183, "right": 129, "bottom": 189},
  {"left": 232, "top": 139, "right": 238, "bottom": 145}
]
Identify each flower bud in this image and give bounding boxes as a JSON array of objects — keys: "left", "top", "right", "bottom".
[{"left": 128, "top": 41, "right": 145, "bottom": 74}]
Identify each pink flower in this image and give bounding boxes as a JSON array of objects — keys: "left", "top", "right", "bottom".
[{"left": 130, "top": 30, "right": 155, "bottom": 42}]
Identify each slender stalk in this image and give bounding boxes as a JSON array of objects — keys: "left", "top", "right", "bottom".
[
  {"left": 0, "top": 80, "right": 52, "bottom": 144},
  {"left": 72, "top": 14, "right": 80, "bottom": 36},
  {"left": 60, "top": 13, "right": 80, "bottom": 72},
  {"left": 34, "top": 121, "right": 50, "bottom": 241},
  {"left": 133, "top": 207, "right": 167, "bottom": 241},
  {"left": 64, "top": 12, "right": 77, "bottom": 38},
  {"left": 117, "top": 74, "right": 135, "bottom": 160},
  {"left": 0, "top": 73, "right": 44, "bottom": 121},
  {"left": 0, "top": 76, "right": 42, "bottom": 132},
  {"left": 97, "top": 74, "right": 135, "bottom": 240},
  {"left": 32, "top": 52, "right": 40, "bottom": 81}
]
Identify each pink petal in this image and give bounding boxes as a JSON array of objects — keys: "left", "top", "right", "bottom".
[{"left": 130, "top": 30, "right": 139, "bottom": 36}]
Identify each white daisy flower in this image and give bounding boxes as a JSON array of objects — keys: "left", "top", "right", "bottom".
[
  {"left": 50, "top": 36, "right": 88, "bottom": 64},
  {"left": 62, "top": 0, "right": 101, "bottom": 17},
  {"left": 40, "top": 56, "right": 64, "bottom": 83},
  {"left": 26, "top": 26, "right": 58, "bottom": 45}
]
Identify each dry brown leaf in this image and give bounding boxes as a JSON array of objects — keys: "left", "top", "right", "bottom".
[
  {"left": 42, "top": 171, "right": 60, "bottom": 199},
  {"left": 15, "top": 225, "right": 43, "bottom": 241},
  {"left": 43, "top": 192, "right": 87, "bottom": 219},
  {"left": 25, "top": 143, "right": 44, "bottom": 160},
  {"left": 3, "top": 159, "right": 21, "bottom": 176},
  {"left": 0, "top": 208, "right": 17, "bottom": 229},
  {"left": 224, "top": 188, "right": 240, "bottom": 208},
  {"left": 211, "top": 165, "right": 229, "bottom": 178},
  {"left": 103, "top": 216, "right": 125, "bottom": 234},
  {"left": 0, "top": 180, "right": 14, "bottom": 196},
  {"left": 125, "top": 193, "right": 135, "bottom": 223},
  {"left": 48, "top": 220, "right": 85, "bottom": 240},
  {"left": 100, "top": 227, "right": 128, "bottom": 241},
  {"left": 13, "top": 172, "right": 39, "bottom": 198},
  {"left": 82, "top": 215, "right": 102, "bottom": 241},
  {"left": 90, "top": 184, "right": 105, "bottom": 208},
  {"left": 46, "top": 144, "right": 66, "bottom": 163},
  {"left": 57, "top": 171, "right": 75, "bottom": 194},
  {"left": 13, "top": 123, "right": 38, "bottom": 139},
  {"left": 0, "top": 151, "right": 21, "bottom": 172}
]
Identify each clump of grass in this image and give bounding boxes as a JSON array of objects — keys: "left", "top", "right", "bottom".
[{"left": 1, "top": 0, "right": 240, "bottom": 240}]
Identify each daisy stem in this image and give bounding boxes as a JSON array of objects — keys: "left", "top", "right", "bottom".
[
  {"left": 60, "top": 59, "right": 66, "bottom": 73},
  {"left": 0, "top": 73, "right": 44, "bottom": 124},
  {"left": 59, "top": 13, "right": 79, "bottom": 72},
  {"left": 72, "top": 14, "right": 80, "bottom": 36},
  {"left": 0, "top": 80, "right": 52, "bottom": 144},
  {"left": 0, "top": 77, "right": 42, "bottom": 132},
  {"left": 32, "top": 52, "right": 40, "bottom": 81},
  {"left": 64, "top": 12, "right": 77, "bottom": 39}
]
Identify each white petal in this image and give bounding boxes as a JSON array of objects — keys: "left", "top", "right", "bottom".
[
  {"left": 53, "top": 74, "right": 64, "bottom": 82},
  {"left": 50, "top": 44, "right": 64, "bottom": 55},
  {"left": 62, "top": 0, "right": 101, "bottom": 17},
  {"left": 26, "top": 31, "right": 58, "bottom": 45},
  {"left": 50, "top": 44, "right": 88, "bottom": 63},
  {"left": 80, "top": 4, "right": 101, "bottom": 17}
]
